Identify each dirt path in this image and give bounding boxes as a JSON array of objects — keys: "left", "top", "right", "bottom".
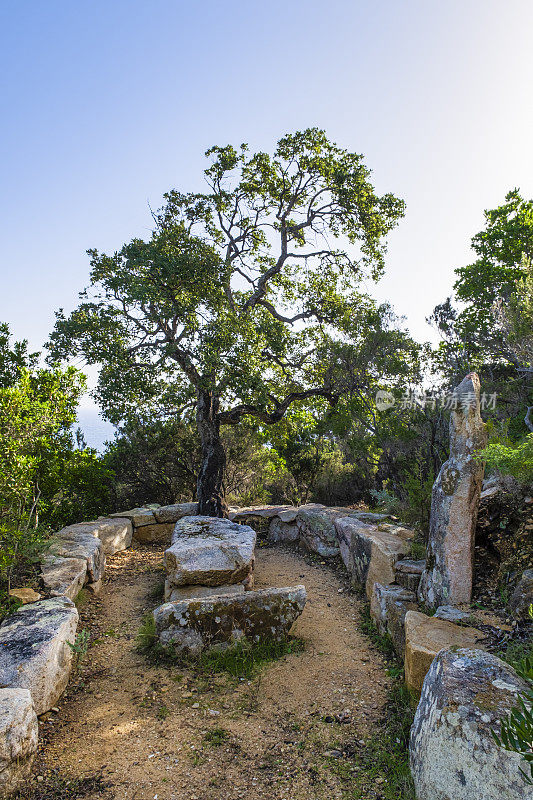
[{"left": 33, "top": 542, "right": 393, "bottom": 800}]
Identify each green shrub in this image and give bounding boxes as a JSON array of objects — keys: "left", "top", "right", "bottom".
[{"left": 477, "top": 434, "right": 533, "bottom": 485}]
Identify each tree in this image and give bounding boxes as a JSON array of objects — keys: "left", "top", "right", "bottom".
[
  {"left": 0, "top": 323, "right": 38, "bottom": 388},
  {"left": 48, "top": 128, "right": 407, "bottom": 516},
  {"left": 430, "top": 190, "right": 533, "bottom": 375}
]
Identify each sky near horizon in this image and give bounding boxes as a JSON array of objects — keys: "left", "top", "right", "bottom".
[{"left": 1, "top": 0, "right": 533, "bottom": 443}]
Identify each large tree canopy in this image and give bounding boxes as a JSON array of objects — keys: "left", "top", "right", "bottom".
[{"left": 49, "top": 128, "right": 413, "bottom": 515}]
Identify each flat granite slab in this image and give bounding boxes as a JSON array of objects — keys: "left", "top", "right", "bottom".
[
  {"left": 0, "top": 597, "right": 78, "bottom": 715},
  {"left": 164, "top": 516, "right": 256, "bottom": 588},
  {"left": 154, "top": 585, "right": 306, "bottom": 654}
]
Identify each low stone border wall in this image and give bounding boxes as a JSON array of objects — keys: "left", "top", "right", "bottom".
[{"left": 1, "top": 500, "right": 530, "bottom": 797}]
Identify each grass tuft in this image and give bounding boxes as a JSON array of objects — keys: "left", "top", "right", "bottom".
[{"left": 203, "top": 726, "right": 230, "bottom": 746}]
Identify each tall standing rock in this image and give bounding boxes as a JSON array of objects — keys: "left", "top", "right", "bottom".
[{"left": 420, "top": 373, "right": 487, "bottom": 607}]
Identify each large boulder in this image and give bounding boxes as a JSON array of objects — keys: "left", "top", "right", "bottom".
[
  {"left": 60, "top": 518, "right": 132, "bottom": 555},
  {"left": 50, "top": 529, "right": 105, "bottom": 582},
  {"left": 154, "top": 503, "right": 198, "bottom": 524},
  {"left": 509, "top": 568, "right": 533, "bottom": 620},
  {"left": 420, "top": 373, "right": 487, "bottom": 607},
  {"left": 410, "top": 648, "right": 533, "bottom": 800},
  {"left": 164, "top": 516, "right": 256, "bottom": 589},
  {"left": 0, "top": 597, "right": 78, "bottom": 715},
  {"left": 153, "top": 585, "right": 306, "bottom": 654},
  {"left": 0, "top": 688, "right": 38, "bottom": 795},
  {"left": 296, "top": 505, "right": 343, "bottom": 556},
  {"left": 370, "top": 583, "right": 418, "bottom": 658},
  {"left": 41, "top": 556, "right": 87, "bottom": 600},
  {"left": 335, "top": 517, "right": 413, "bottom": 598},
  {"left": 268, "top": 517, "right": 299, "bottom": 543},
  {"left": 132, "top": 522, "right": 175, "bottom": 543},
  {"left": 404, "top": 610, "right": 485, "bottom": 695}
]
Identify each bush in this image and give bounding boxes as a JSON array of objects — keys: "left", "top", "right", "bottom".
[{"left": 478, "top": 434, "right": 533, "bottom": 485}]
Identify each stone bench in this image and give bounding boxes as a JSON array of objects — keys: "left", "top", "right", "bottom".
[
  {"left": 164, "top": 516, "right": 256, "bottom": 597},
  {"left": 0, "top": 597, "right": 79, "bottom": 715},
  {"left": 334, "top": 517, "right": 414, "bottom": 598},
  {"left": 111, "top": 502, "right": 197, "bottom": 543},
  {"left": 404, "top": 610, "right": 486, "bottom": 695},
  {"left": 153, "top": 585, "right": 306, "bottom": 654},
  {"left": 0, "top": 688, "right": 38, "bottom": 795}
]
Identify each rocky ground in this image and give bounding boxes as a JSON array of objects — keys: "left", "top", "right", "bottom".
[{"left": 18, "top": 541, "right": 407, "bottom": 800}]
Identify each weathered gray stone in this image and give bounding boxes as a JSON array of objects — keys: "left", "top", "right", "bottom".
[
  {"left": 153, "top": 503, "right": 198, "bottom": 524},
  {"left": 335, "top": 517, "right": 413, "bottom": 598},
  {"left": 434, "top": 605, "right": 473, "bottom": 623},
  {"left": 410, "top": 648, "right": 533, "bottom": 800},
  {"left": 0, "top": 688, "right": 38, "bottom": 795},
  {"left": 404, "top": 610, "right": 485, "bottom": 695},
  {"left": 110, "top": 507, "right": 156, "bottom": 527},
  {"left": 164, "top": 582, "right": 245, "bottom": 602},
  {"left": 268, "top": 517, "right": 299, "bottom": 543},
  {"left": 51, "top": 528, "right": 106, "bottom": 582},
  {"left": 420, "top": 373, "right": 487, "bottom": 608},
  {"left": 0, "top": 597, "right": 78, "bottom": 715},
  {"left": 41, "top": 556, "right": 87, "bottom": 600},
  {"left": 230, "top": 505, "right": 297, "bottom": 522},
  {"left": 58, "top": 517, "right": 132, "bottom": 555},
  {"left": 395, "top": 559, "right": 426, "bottom": 592},
  {"left": 370, "top": 583, "right": 418, "bottom": 658},
  {"left": 296, "top": 505, "right": 344, "bottom": 556},
  {"left": 133, "top": 522, "right": 174, "bottom": 543},
  {"left": 154, "top": 585, "right": 306, "bottom": 654},
  {"left": 509, "top": 568, "right": 533, "bottom": 620},
  {"left": 164, "top": 516, "right": 256, "bottom": 589}
]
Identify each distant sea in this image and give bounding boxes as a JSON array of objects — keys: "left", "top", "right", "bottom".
[{"left": 76, "top": 408, "right": 116, "bottom": 452}]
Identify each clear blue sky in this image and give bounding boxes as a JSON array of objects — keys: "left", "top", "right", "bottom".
[{"left": 1, "top": 0, "right": 533, "bottom": 443}]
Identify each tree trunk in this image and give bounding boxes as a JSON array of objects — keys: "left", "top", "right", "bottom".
[{"left": 196, "top": 391, "right": 228, "bottom": 517}]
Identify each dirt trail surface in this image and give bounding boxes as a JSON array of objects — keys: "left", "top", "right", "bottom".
[{"left": 31, "top": 542, "right": 393, "bottom": 800}]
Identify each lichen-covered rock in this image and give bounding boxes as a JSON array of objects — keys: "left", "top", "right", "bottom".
[
  {"left": 404, "top": 610, "right": 485, "bottom": 695},
  {"left": 58, "top": 517, "right": 132, "bottom": 555},
  {"left": 420, "top": 373, "right": 487, "bottom": 608},
  {"left": 434, "top": 605, "right": 473, "bottom": 623},
  {"left": 153, "top": 585, "right": 306, "bottom": 653},
  {"left": 164, "top": 516, "right": 256, "bottom": 589},
  {"left": 153, "top": 503, "right": 198, "bottom": 524},
  {"left": 0, "top": 597, "right": 78, "bottom": 715},
  {"left": 370, "top": 583, "right": 418, "bottom": 658},
  {"left": 409, "top": 648, "right": 533, "bottom": 800},
  {"left": 268, "top": 517, "right": 299, "bottom": 543},
  {"left": 509, "top": 568, "right": 533, "bottom": 620},
  {"left": 296, "top": 505, "right": 344, "bottom": 556},
  {"left": 51, "top": 528, "right": 106, "bottom": 582},
  {"left": 395, "top": 559, "right": 426, "bottom": 592},
  {"left": 0, "top": 688, "right": 38, "bottom": 795},
  {"left": 335, "top": 517, "right": 413, "bottom": 598},
  {"left": 164, "top": 582, "right": 245, "bottom": 602},
  {"left": 41, "top": 556, "right": 87, "bottom": 600}
]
